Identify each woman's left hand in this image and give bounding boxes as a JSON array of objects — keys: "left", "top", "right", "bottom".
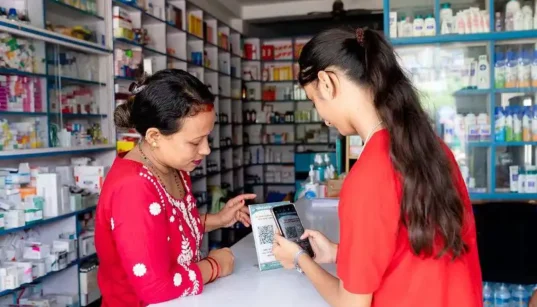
[
  {"left": 272, "top": 233, "right": 302, "bottom": 269},
  {"left": 217, "top": 194, "right": 256, "bottom": 228}
]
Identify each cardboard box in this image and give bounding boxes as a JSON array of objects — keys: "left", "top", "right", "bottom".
[{"left": 326, "top": 179, "right": 344, "bottom": 197}]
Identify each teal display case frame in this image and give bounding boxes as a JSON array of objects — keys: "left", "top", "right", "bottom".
[{"left": 383, "top": 0, "right": 537, "bottom": 201}]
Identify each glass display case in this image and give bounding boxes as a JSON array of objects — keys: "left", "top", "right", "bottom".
[
  {"left": 394, "top": 43, "right": 492, "bottom": 194},
  {"left": 385, "top": 0, "right": 537, "bottom": 201}
]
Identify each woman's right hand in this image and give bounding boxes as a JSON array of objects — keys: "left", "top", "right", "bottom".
[
  {"left": 301, "top": 229, "right": 338, "bottom": 264},
  {"left": 529, "top": 290, "right": 537, "bottom": 307},
  {"left": 208, "top": 248, "right": 235, "bottom": 278}
]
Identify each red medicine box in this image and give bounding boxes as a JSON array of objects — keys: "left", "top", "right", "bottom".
[{"left": 261, "top": 45, "right": 274, "bottom": 60}]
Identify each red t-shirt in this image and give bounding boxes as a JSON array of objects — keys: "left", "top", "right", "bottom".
[
  {"left": 95, "top": 155, "right": 204, "bottom": 307},
  {"left": 336, "top": 129, "right": 482, "bottom": 307}
]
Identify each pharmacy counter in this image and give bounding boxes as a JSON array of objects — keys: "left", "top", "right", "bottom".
[{"left": 150, "top": 198, "right": 340, "bottom": 307}]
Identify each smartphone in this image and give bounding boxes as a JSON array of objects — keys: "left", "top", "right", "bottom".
[{"left": 271, "top": 203, "right": 315, "bottom": 258}]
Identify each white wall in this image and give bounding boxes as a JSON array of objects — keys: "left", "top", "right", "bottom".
[{"left": 192, "top": 0, "right": 245, "bottom": 32}]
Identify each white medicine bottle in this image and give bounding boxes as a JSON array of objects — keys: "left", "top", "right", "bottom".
[
  {"left": 413, "top": 15, "right": 424, "bottom": 36},
  {"left": 424, "top": 14, "right": 436, "bottom": 35},
  {"left": 505, "top": 0, "right": 521, "bottom": 31},
  {"left": 440, "top": 3, "right": 453, "bottom": 32}
]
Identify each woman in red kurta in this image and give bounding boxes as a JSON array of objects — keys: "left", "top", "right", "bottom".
[
  {"left": 273, "top": 28, "right": 483, "bottom": 307},
  {"left": 95, "top": 69, "right": 255, "bottom": 306}
]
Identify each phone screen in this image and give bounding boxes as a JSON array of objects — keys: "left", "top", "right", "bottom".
[{"left": 272, "top": 204, "right": 315, "bottom": 258}]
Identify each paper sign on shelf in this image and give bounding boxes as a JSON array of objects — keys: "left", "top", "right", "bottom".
[{"left": 249, "top": 201, "right": 290, "bottom": 271}]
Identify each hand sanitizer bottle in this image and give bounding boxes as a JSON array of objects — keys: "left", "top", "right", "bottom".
[
  {"left": 314, "top": 153, "right": 325, "bottom": 182},
  {"left": 304, "top": 165, "right": 319, "bottom": 199}
]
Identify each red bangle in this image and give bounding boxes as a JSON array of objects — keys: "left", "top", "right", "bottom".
[
  {"left": 203, "top": 214, "right": 209, "bottom": 229},
  {"left": 207, "top": 256, "right": 220, "bottom": 279},
  {"left": 205, "top": 258, "right": 215, "bottom": 283}
]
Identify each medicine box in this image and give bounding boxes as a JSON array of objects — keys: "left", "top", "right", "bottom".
[
  {"left": 0, "top": 265, "right": 19, "bottom": 291},
  {"left": 53, "top": 239, "right": 76, "bottom": 253},
  {"left": 4, "top": 209, "right": 25, "bottom": 229},
  {"left": 24, "top": 208, "right": 43, "bottom": 223},
  {"left": 74, "top": 166, "right": 108, "bottom": 194},
  {"left": 37, "top": 173, "right": 62, "bottom": 217},
  {"left": 23, "top": 243, "right": 51, "bottom": 260},
  {"left": 11, "top": 261, "right": 33, "bottom": 284}
]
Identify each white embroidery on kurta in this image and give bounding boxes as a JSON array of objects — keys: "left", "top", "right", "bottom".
[
  {"left": 181, "top": 288, "right": 191, "bottom": 297},
  {"left": 138, "top": 168, "right": 203, "bottom": 295},
  {"left": 173, "top": 273, "right": 182, "bottom": 287},
  {"left": 133, "top": 263, "right": 147, "bottom": 277},
  {"left": 177, "top": 234, "right": 193, "bottom": 265},
  {"left": 149, "top": 202, "right": 161, "bottom": 216},
  {"left": 111, "top": 218, "right": 114, "bottom": 230},
  {"left": 190, "top": 270, "right": 200, "bottom": 294}
]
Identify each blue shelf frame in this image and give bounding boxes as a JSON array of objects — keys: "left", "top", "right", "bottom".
[
  {"left": 384, "top": 0, "right": 537, "bottom": 202},
  {"left": 0, "top": 146, "right": 116, "bottom": 160}
]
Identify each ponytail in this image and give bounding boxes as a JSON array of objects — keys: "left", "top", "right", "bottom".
[{"left": 363, "top": 29, "right": 467, "bottom": 258}]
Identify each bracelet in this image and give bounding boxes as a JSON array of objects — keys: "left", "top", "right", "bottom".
[
  {"left": 207, "top": 256, "right": 220, "bottom": 279},
  {"left": 206, "top": 257, "right": 216, "bottom": 282},
  {"left": 205, "top": 258, "right": 216, "bottom": 283},
  {"left": 203, "top": 214, "right": 209, "bottom": 229},
  {"left": 209, "top": 258, "right": 219, "bottom": 282},
  {"left": 293, "top": 249, "right": 306, "bottom": 274}
]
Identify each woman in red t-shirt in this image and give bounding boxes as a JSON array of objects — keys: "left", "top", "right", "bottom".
[
  {"left": 95, "top": 69, "right": 255, "bottom": 306},
  {"left": 273, "top": 27, "right": 483, "bottom": 307}
]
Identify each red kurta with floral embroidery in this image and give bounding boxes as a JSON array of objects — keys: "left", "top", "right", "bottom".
[{"left": 95, "top": 154, "right": 204, "bottom": 307}]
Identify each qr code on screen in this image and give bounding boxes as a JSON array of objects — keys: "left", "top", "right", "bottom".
[
  {"left": 258, "top": 225, "right": 274, "bottom": 245},
  {"left": 285, "top": 226, "right": 298, "bottom": 238}
]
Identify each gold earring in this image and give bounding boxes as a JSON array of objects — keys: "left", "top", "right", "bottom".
[{"left": 151, "top": 142, "right": 157, "bottom": 148}]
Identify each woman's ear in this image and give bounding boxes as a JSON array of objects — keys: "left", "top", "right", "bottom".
[
  {"left": 145, "top": 128, "right": 161, "bottom": 149},
  {"left": 317, "top": 71, "right": 339, "bottom": 101}
]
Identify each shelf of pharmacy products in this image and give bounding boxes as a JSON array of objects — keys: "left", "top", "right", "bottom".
[
  {"left": 111, "top": 0, "right": 243, "bottom": 81},
  {"left": 112, "top": 38, "right": 241, "bottom": 79},
  {"left": 385, "top": 0, "right": 537, "bottom": 43},
  {"left": 0, "top": 206, "right": 97, "bottom": 299},
  {"left": 0, "top": 16, "right": 115, "bottom": 157},
  {"left": 0, "top": 4, "right": 110, "bottom": 55}
]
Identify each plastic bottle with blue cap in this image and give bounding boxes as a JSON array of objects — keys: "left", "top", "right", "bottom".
[{"left": 304, "top": 165, "right": 319, "bottom": 199}]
